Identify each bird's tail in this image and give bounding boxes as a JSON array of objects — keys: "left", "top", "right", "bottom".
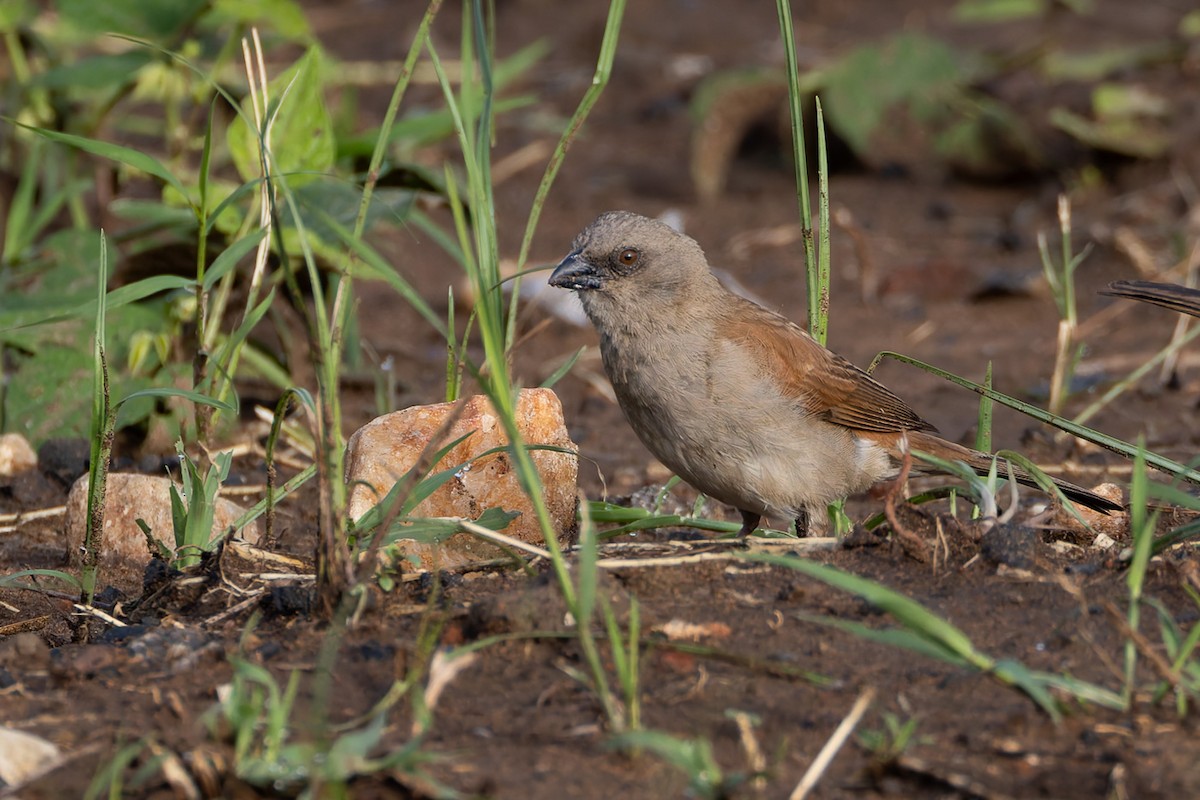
[
  {"left": 902, "top": 430, "right": 1123, "bottom": 514},
  {"left": 1102, "top": 280, "right": 1200, "bottom": 318}
]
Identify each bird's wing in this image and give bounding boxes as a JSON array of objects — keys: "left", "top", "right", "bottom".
[{"left": 719, "top": 299, "right": 937, "bottom": 434}]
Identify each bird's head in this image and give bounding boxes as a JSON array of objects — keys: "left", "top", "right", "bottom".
[{"left": 549, "top": 212, "right": 715, "bottom": 314}]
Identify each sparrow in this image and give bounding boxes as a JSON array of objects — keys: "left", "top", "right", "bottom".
[
  {"left": 1102, "top": 280, "right": 1200, "bottom": 318},
  {"left": 549, "top": 211, "right": 1122, "bottom": 535}
]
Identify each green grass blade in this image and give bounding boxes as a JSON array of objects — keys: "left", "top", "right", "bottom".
[
  {"left": 774, "top": 0, "right": 815, "bottom": 297},
  {"left": 793, "top": 610, "right": 972, "bottom": 666},
  {"left": 870, "top": 350, "right": 1200, "bottom": 483},
  {"left": 742, "top": 552, "right": 989, "bottom": 667},
  {"left": 813, "top": 97, "right": 830, "bottom": 345},
  {"left": 12, "top": 121, "right": 191, "bottom": 204},
  {"left": 540, "top": 346, "right": 586, "bottom": 389},
  {"left": 202, "top": 230, "right": 266, "bottom": 293},
  {"left": 507, "top": 0, "right": 627, "bottom": 350},
  {"left": 0, "top": 568, "right": 83, "bottom": 590},
  {"left": 976, "top": 361, "right": 994, "bottom": 452}
]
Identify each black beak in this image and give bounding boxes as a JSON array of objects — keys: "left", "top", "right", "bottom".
[{"left": 549, "top": 252, "right": 603, "bottom": 291}]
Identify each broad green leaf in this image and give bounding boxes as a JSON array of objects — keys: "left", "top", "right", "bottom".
[
  {"left": 212, "top": 0, "right": 311, "bottom": 40},
  {"left": 821, "top": 33, "right": 973, "bottom": 156},
  {"left": 31, "top": 51, "right": 154, "bottom": 91},
  {"left": 0, "top": 0, "right": 34, "bottom": 33},
  {"left": 934, "top": 95, "right": 1042, "bottom": 176},
  {"left": 56, "top": 0, "right": 206, "bottom": 39},
  {"left": 1041, "top": 42, "right": 1178, "bottom": 82},
  {"left": 1183, "top": 11, "right": 1200, "bottom": 38},
  {"left": 1049, "top": 107, "right": 1170, "bottom": 159},
  {"left": 3, "top": 344, "right": 93, "bottom": 442},
  {"left": 953, "top": 0, "right": 1046, "bottom": 22},
  {"left": 227, "top": 47, "right": 334, "bottom": 188},
  {"left": 0, "top": 271, "right": 192, "bottom": 335}
]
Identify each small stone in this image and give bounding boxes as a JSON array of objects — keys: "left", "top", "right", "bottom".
[
  {"left": 1049, "top": 481, "right": 1128, "bottom": 542},
  {"left": 345, "top": 388, "right": 578, "bottom": 570},
  {"left": 980, "top": 524, "right": 1041, "bottom": 569},
  {"left": 63, "top": 473, "right": 262, "bottom": 570},
  {"left": 0, "top": 727, "right": 62, "bottom": 787},
  {"left": 37, "top": 438, "right": 90, "bottom": 488},
  {"left": 0, "top": 433, "right": 36, "bottom": 477},
  {"left": 0, "top": 633, "right": 50, "bottom": 671}
]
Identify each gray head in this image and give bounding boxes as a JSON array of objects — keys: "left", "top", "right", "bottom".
[{"left": 548, "top": 212, "right": 718, "bottom": 314}]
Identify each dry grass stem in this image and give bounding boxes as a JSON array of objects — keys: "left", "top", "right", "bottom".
[{"left": 789, "top": 686, "right": 877, "bottom": 800}]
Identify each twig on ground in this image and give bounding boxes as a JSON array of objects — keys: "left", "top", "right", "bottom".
[{"left": 789, "top": 686, "right": 877, "bottom": 800}]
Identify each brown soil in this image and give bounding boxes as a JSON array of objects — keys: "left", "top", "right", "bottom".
[{"left": 5, "top": 1, "right": 1200, "bottom": 797}]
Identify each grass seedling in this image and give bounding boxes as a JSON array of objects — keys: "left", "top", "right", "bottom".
[
  {"left": 1040, "top": 195, "right": 1090, "bottom": 416},
  {"left": 776, "top": 3, "right": 849, "bottom": 533},
  {"left": 1123, "top": 441, "right": 1159, "bottom": 706},
  {"left": 611, "top": 730, "right": 737, "bottom": 800},
  {"left": 571, "top": 493, "right": 620, "bottom": 726},
  {"left": 975, "top": 361, "right": 994, "bottom": 453},
  {"left": 84, "top": 738, "right": 164, "bottom": 800},
  {"left": 79, "top": 235, "right": 237, "bottom": 608},
  {"left": 81, "top": 233, "right": 117, "bottom": 609},
  {"left": 858, "top": 712, "right": 924, "bottom": 766},
  {"left": 421, "top": 0, "right": 631, "bottom": 731},
  {"left": 201, "top": 615, "right": 453, "bottom": 799},
  {"left": 164, "top": 442, "right": 233, "bottom": 568},
  {"left": 604, "top": 594, "right": 642, "bottom": 731},
  {"left": 1145, "top": 594, "right": 1200, "bottom": 715}
]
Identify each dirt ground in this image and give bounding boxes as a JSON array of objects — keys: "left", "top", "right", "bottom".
[{"left": 5, "top": 0, "right": 1200, "bottom": 797}]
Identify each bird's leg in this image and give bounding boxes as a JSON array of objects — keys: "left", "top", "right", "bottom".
[
  {"left": 794, "top": 507, "right": 809, "bottom": 538},
  {"left": 738, "top": 510, "right": 761, "bottom": 536}
]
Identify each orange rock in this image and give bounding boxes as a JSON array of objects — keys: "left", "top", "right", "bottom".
[{"left": 345, "top": 388, "right": 578, "bottom": 570}]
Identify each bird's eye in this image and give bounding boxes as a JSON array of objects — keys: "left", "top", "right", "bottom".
[{"left": 617, "top": 248, "right": 640, "bottom": 268}]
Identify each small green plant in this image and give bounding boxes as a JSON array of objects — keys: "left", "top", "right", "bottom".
[
  {"left": 611, "top": 730, "right": 742, "bottom": 800},
  {"left": 858, "top": 712, "right": 925, "bottom": 765},
  {"left": 76, "top": 234, "right": 235, "bottom": 607},
  {"left": 1040, "top": 195, "right": 1090, "bottom": 416},
  {"left": 604, "top": 593, "right": 642, "bottom": 731},
  {"left": 1145, "top": 594, "right": 1200, "bottom": 715},
  {"left": 206, "top": 651, "right": 448, "bottom": 798},
  {"left": 135, "top": 442, "right": 234, "bottom": 569},
  {"left": 84, "top": 738, "right": 165, "bottom": 800}
]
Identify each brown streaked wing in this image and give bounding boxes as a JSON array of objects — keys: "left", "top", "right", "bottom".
[{"left": 719, "top": 300, "right": 936, "bottom": 434}]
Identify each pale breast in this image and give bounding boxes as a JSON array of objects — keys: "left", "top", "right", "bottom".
[{"left": 601, "top": 332, "right": 895, "bottom": 517}]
